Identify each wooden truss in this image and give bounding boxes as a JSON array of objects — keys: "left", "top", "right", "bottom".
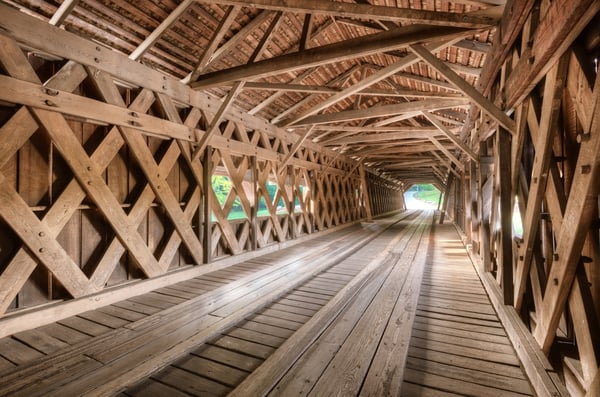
[
  {"left": 454, "top": 0, "right": 600, "bottom": 395},
  {"left": 0, "top": 8, "right": 401, "bottom": 321}
]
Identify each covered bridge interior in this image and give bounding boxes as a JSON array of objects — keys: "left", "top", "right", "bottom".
[{"left": 0, "top": 0, "right": 599, "bottom": 395}]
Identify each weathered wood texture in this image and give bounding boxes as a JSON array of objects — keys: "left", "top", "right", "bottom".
[
  {"left": 455, "top": 1, "right": 600, "bottom": 395},
  {"left": 0, "top": 10, "right": 402, "bottom": 323}
]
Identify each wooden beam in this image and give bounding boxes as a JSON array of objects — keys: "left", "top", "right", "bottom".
[
  {"left": 359, "top": 164, "right": 372, "bottom": 221},
  {"left": 422, "top": 111, "right": 477, "bottom": 161},
  {"left": 454, "top": 39, "right": 491, "bottom": 54},
  {"left": 503, "top": 0, "right": 600, "bottom": 108},
  {"left": 533, "top": 71, "right": 600, "bottom": 353},
  {"left": 88, "top": 70, "right": 206, "bottom": 268},
  {"left": 202, "top": 0, "right": 501, "bottom": 27},
  {"left": 586, "top": 369, "right": 600, "bottom": 397},
  {"left": 192, "top": 81, "right": 245, "bottom": 161},
  {"left": 129, "top": 0, "right": 193, "bottom": 61},
  {"left": 191, "top": 25, "right": 471, "bottom": 88},
  {"left": 187, "top": 5, "right": 241, "bottom": 83},
  {"left": 496, "top": 127, "right": 513, "bottom": 305},
  {"left": 477, "top": 0, "right": 536, "bottom": 96},
  {"left": 409, "top": 43, "right": 515, "bottom": 133},
  {"left": 249, "top": 67, "right": 316, "bottom": 116},
  {"left": 48, "top": 0, "right": 79, "bottom": 26},
  {"left": 514, "top": 55, "right": 569, "bottom": 310},
  {"left": 205, "top": 10, "right": 273, "bottom": 67},
  {"left": 281, "top": 34, "right": 468, "bottom": 126},
  {"left": 0, "top": 5, "right": 354, "bottom": 171},
  {"left": 294, "top": 98, "right": 469, "bottom": 126},
  {"left": 429, "top": 136, "right": 465, "bottom": 171},
  {"left": 279, "top": 126, "right": 315, "bottom": 170}
]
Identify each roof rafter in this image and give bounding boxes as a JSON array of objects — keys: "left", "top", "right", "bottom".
[
  {"left": 191, "top": 25, "right": 471, "bottom": 89},
  {"left": 203, "top": 0, "right": 502, "bottom": 28},
  {"left": 293, "top": 98, "right": 470, "bottom": 126}
]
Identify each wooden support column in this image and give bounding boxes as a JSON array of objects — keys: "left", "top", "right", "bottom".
[
  {"left": 288, "top": 164, "right": 297, "bottom": 240},
  {"left": 203, "top": 146, "right": 213, "bottom": 264},
  {"left": 496, "top": 127, "right": 513, "bottom": 305},
  {"left": 250, "top": 156, "right": 258, "bottom": 251},
  {"left": 359, "top": 165, "right": 372, "bottom": 221},
  {"left": 439, "top": 172, "right": 454, "bottom": 224},
  {"left": 470, "top": 160, "right": 480, "bottom": 252}
]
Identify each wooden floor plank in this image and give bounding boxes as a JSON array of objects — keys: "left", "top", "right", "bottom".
[
  {"left": 5, "top": 355, "right": 102, "bottom": 396},
  {"left": 112, "top": 299, "right": 162, "bottom": 315},
  {"left": 260, "top": 307, "right": 311, "bottom": 323},
  {"left": 96, "top": 305, "right": 148, "bottom": 322},
  {"left": 235, "top": 321, "right": 293, "bottom": 342},
  {"left": 152, "top": 365, "right": 231, "bottom": 396},
  {"left": 125, "top": 379, "right": 193, "bottom": 397},
  {"left": 269, "top": 302, "right": 317, "bottom": 317},
  {"left": 410, "top": 328, "right": 516, "bottom": 355},
  {"left": 406, "top": 356, "right": 533, "bottom": 395},
  {"left": 174, "top": 354, "right": 248, "bottom": 386},
  {"left": 401, "top": 382, "right": 463, "bottom": 397},
  {"left": 213, "top": 335, "right": 275, "bottom": 359},
  {"left": 277, "top": 297, "right": 323, "bottom": 312},
  {"left": 37, "top": 322, "right": 91, "bottom": 345},
  {"left": 227, "top": 322, "right": 293, "bottom": 348},
  {"left": 412, "top": 318, "right": 510, "bottom": 345},
  {"left": 403, "top": 367, "right": 528, "bottom": 397},
  {"left": 0, "top": 354, "right": 15, "bottom": 372},
  {"left": 194, "top": 344, "right": 262, "bottom": 372},
  {"left": 77, "top": 310, "right": 131, "bottom": 329},
  {"left": 57, "top": 316, "right": 113, "bottom": 337},
  {"left": 12, "top": 328, "right": 69, "bottom": 354}
]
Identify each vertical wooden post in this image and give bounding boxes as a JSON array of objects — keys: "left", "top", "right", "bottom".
[
  {"left": 497, "top": 127, "right": 514, "bottom": 305},
  {"left": 359, "top": 164, "right": 372, "bottom": 221},
  {"left": 464, "top": 169, "right": 472, "bottom": 241},
  {"left": 250, "top": 155, "right": 258, "bottom": 251},
  {"left": 202, "top": 146, "right": 212, "bottom": 264},
  {"left": 439, "top": 173, "right": 454, "bottom": 224},
  {"left": 288, "top": 164, "right": 297, "bottom": 239},
  {"left": 470, "top": 160, "right": 480, "bottom": 251},
  {"left": 478, "top": 156, "right": 492, "bottom": 272},
  {"left": 309, "top": 170, "right": 316, "bottom": 233}
]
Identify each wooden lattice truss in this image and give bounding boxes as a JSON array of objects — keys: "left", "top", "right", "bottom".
[
  {"left": 0, "top": 5, "right": 404, "bottom": 321},
  {"left": 454, "top": 0, "right": 600, "bottom": 395}
]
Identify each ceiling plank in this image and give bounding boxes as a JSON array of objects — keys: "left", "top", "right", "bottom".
[
  {"left": 202, "top": 0, "right": 502, "bottom": 28},
  {"left": 191, "top": 25, "right": 471, "bottom": 89},
  {"left": 409, "top": 43, "right": 516, "bottom": 133},
  {"left": 293, "top": 98, "right": 469, "bottom": 126}
]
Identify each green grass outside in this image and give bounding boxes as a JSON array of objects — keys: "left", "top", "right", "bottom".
[
  {"left": 414, "top": 190, "right": 441, "bottom": 204},
  {"left": 212, "top": 208, "right": 288, "bottom": 221}
]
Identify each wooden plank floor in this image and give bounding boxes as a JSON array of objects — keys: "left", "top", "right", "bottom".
[
  {"left": 0, "top": 213, "right": 535, "bottom": 396},
  {"left": 402, "top": 222, "right": 534, "bottom": 397}
]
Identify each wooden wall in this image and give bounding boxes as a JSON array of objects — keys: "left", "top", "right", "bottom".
[
  {"left": 0, "top": 7, "right": 403, "bottom": 321},
  {"left": 448, "top": 0, "right": 600, "bottom": 394}
]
